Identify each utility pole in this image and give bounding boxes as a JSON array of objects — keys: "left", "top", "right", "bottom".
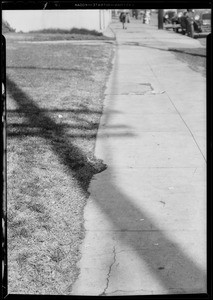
[{"left": 158, "top": 9, "right": 164, "bottom": 29}]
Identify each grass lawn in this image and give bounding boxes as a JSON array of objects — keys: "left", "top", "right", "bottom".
[
  {"left": 6, "top": 33, "right": 114, "bottom": 294},
  {"left": 4, "top": 29, "right": 114, "bottom": 42}
]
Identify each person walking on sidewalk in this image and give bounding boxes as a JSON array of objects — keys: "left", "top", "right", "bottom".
[{"left": 120, "top": 12, "right": 127, "bottom": 29}]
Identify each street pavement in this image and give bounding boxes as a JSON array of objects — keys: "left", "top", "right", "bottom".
[{"left": 71, "top": 19, "right": 206, "bottom": 296}]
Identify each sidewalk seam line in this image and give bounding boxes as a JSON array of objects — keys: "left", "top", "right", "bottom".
[{"left": 146, "top": 61, "right": 206, "bottom": 162}]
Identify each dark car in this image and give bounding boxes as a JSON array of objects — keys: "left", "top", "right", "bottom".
[
  {"left": 179, "top": 9, "right": 211, "bottom": 38},
  {"left": 170, "top": 10, "right": 185, "bottom": 32},
  {"left": 163, "top": 10, "right": 176, "bottom": 24},
  {"left": 163, "top": 10, "right": 184, "bottom": 32}
]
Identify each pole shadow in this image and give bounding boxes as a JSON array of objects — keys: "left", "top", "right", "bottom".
[
  {"left": 6, "top": 76, "right": 134, "bottom": 192},
  {"left": 6, "top": 76, "right": 207, "bottom": 295},
  {"left": 90, "top": 168, "right": 206, "bottom": 294}
]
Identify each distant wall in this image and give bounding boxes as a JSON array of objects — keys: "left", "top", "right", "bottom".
[{"left": 2, "top": 10, "right": 112, "bottom": 33}]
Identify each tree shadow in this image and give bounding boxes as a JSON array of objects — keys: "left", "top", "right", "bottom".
[
  {"left": 6, "top": 76, "right": 134, "bottom": 192},
  {"left": 6, "top": 76, "right": 206, "bottom": 294}
]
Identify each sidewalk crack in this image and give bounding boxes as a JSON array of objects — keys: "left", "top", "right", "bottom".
[{"left": 99, "top": 246, "right": 116, "bottom": 296}]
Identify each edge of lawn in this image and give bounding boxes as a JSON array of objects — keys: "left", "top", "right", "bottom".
[
  {"left": 68, "top": 37, "right": 116, "bottom": 293},
  {"left": 3, "top": 27, "right": 116, "bottom": 41},
  {"left": 6, "top": 30, "right": 117, "bottom": 294}
]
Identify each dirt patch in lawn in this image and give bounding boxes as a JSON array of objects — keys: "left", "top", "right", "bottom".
[{"left": 6, "top": 35, "right": 115, "bottom": 294}]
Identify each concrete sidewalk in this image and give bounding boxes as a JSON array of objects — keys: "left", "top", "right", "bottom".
[{"left": 71, "top": 20, "right": 206, "bottom": 296}]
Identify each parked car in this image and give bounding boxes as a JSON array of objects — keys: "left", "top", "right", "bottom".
[
  {"left": 170, "top": 10, "right": 185, "bottom": 32},
  {"left": 163, "top": 10, "right": 177, "bottom": 24},
  {"left": 163, "top": 10, "right": 185, "bottom": 32},
  {"left": 179, "top": 9, "right": 211, "bottom": 38}
]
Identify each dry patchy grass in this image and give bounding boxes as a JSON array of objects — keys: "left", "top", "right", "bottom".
[{"left": 6, "top": 34, "right": 114, "bottom": 294}]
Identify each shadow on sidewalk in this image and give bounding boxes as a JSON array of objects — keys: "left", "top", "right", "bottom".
[
  {"left": 91, "top": 171, "right": 206, "bottom": 294},
  {"left": 7, "top": 76, "right": 206, "bottom": 294},
  {"left": 97, "top": 41, "right": 206, "bottom": 293}
]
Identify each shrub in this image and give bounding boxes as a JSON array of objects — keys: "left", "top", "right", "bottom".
[
  {"left": 2, "top": 20, "right": 16, "bottom": 33},
  {"left": 29, "top": 27, "right": 103, "bottom": 36}
]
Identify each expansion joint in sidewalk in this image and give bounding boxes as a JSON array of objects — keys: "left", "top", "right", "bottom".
[
  {"left": 147, "top": 59, "right": 206, "bottom": 163},
  {"left": 99, "top": 246, "right": 116, "bottom": 296}
]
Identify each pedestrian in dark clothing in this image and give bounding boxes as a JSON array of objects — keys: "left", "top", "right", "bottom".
[{"left": 120, "top": 12, "right": 127, "bottom": 29}]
